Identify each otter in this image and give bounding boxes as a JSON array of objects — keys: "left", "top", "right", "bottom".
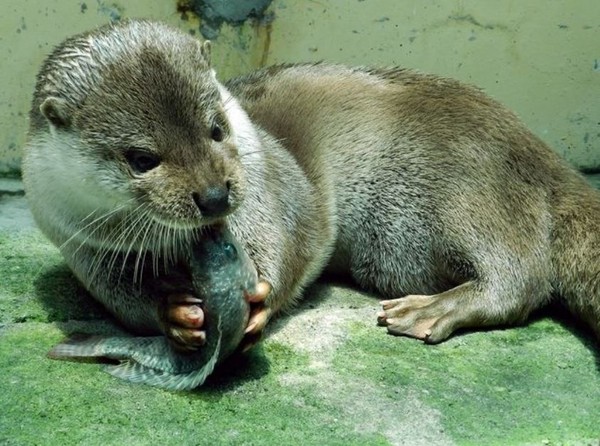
[
  {"left": 22, "top": 19, "right": 328, "bottom": 352},
  {"left": 23, "top": 20, "right": 599, "bottom": 359}
]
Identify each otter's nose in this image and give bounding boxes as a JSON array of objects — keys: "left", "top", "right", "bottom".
[{"left": 192, "top": 185, "right": 230, "bottom": 218}]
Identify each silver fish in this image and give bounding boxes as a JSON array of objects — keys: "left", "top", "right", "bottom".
[{"left": 48, "top": 226, "right": 257, "bottom": 391}]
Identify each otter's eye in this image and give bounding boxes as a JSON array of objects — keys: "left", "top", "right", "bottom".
[
  {"left": 223, "top": 242, "right": 238, "bottom": 261},
  {"left": 211, "top": 123, "right": 224, "bottom": 142},
  {"left": 125, "top": 149, "right": 160, "bottom": 174}
]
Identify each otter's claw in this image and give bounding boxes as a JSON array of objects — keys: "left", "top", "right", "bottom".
[
  {"left": 161, "top": 293, "right": 206, "bottom": 352},
  {"left": 241, "top": 280, "right": 272, "bottom": 352}
]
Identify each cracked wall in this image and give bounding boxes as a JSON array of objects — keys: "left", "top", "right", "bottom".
[{"left": 1, "top": 0, "right": 599, "bottom": 173}]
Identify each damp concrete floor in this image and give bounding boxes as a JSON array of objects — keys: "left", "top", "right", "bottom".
[{"left": 1, "top": 176, "right": 599, "bottom": 446}]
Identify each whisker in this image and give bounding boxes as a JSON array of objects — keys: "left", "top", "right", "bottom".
[
  {"left": 60, "top": 204, "right": 125, "bottom": 253},
  {"left": 88, "top": 202, "right": 146, "bottom": 284},
  {"left": 95, "top": 203, "right": 142, "bottom": 273},
  {"left": 117, "top": 203, "right": 151, "bottom": 280},
  {"left": 106, "top": 202, "right": 147, "bottom": 279},
  {"left": 133, "top": 209, "right": 155, "bottom": 285}
]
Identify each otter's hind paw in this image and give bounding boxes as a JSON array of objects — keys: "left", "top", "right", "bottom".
[{"left": 377, "top": 294, "right": 457, "bottom": 344}]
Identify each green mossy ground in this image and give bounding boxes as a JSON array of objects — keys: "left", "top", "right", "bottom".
[{"left": 1, "top": 178, "right": 599, "bottom": 445}]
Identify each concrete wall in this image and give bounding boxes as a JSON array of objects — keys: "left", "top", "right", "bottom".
[
  {"left": 1, "top": 0, "right": 598, "bottom": 173},
  {"left": 264, "top": 0, "right": 600, "bottom": 170}
]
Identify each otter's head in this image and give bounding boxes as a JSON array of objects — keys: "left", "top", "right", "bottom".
[{"left": 30, "top": 20, "right": 249, "bottom": 244}]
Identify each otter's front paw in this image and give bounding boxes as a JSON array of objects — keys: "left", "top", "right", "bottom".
[
  {"left": 241, "top": 281, "right": 272, "bottom": 352},
  {"left": 159, "top": 293, "right": 206, "bottom": 352}
]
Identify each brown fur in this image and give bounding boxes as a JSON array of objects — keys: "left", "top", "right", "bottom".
[
  {"left": 227, "top": 64, "right": 600, "bottom": 342},
  {"left": 23, "top": 20, "right": 600, "bottom": 349},
  {"left": 22, "top": 21, "right": 330, "bottom": 339}
]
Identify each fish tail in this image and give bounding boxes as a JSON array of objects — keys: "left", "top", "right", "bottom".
[
  {"left": 105, "top": 334, "right": 222, "bottom": 391},
  {"left": 47, "top": 333, "right": 111, "bottom": 359}
]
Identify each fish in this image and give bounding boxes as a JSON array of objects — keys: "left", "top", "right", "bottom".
[{"left": 48, "top": 225, "right": 257, "bottom": 391}]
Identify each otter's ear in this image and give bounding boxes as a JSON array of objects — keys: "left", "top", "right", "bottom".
[
  {"left": 40, "top": 97, "right": 71, "bottom": 128},
  {"left": 200, "top": 40, "right": 211, "bottom": 67}
]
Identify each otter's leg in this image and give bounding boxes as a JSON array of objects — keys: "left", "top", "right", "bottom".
[{"left": 377, "top": 279, "right": 545, "bottom": 343}]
